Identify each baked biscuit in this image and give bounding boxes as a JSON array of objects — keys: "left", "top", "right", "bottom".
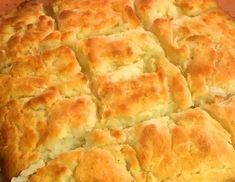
[
  {"left": 135, "top": 0, "right": 218, "bottom": 28},
  {"left": 0, "top": 45, "right": 83, "bottom": 106},
  {"left": 205, "top": 96, "right": 235, "bottom": 146},
  {"left": 22, "top": 145, "right": 144, "bottom": 182},
  {"left": 52, "top": 0, "right": 140, "bottom": 44},
  {"left": 0, "top": 1, "right": 54, "bottom": 47},
  {"left": 151, "top": 10, "right": 235, "bottom": 105},
  {"left": 75, "top": 29, "right": 192, "bottom": 128},
  {"left": 96, "top": 58, "right": 192, "bottom": 129},
  {"left": 1, "top": 0, "right": 235, "bottom": 181},
  {"left": 76, "top": 28, "right": 165, "bottom": 79},
  {"left": 124, "top": 108, "right": 235, "bottom": 181},
  {"left": 1, "top": 46, "right": 80, "bottom": 77},
  {"left": 86, "top": 108, "right": 235, "bottom": 181},
  {"left": 0, "top": 74, "right": 97, "bottom": 178}
]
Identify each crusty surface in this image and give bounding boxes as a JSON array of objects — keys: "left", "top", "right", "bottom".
[
  {"left": 0, "top": 45, "right": 82, "bottom": 106},
  {"left": 88, "top": 108, "right": 235, "bottom": 182},
  {"left": 205, "top": 96, "right": 235, "bottom": 146},
  {"left": 151, "top": 10, "right": 235, "bottom": 105},
  {"left": 76, "top": 28, "right": 165, "bottom": 78},
  {"left": 0, "top": 1, "right": 47, "bottom": 46},
  {"left": 1, "top": 45, "right": 80, "bottom": 76},
  {"left": 96, "top": 58, "right": 192, "bottom": 128},
  {"left": 135, "top": 0, "right": 218, "bottom": 28},
  {"left": 28, "top": 145, "right": 143, "bottom": 182},
  {"left": 1, "top": 0, "right": 235, "bottom": 181},
  {"left": 75, "top": 29, "right": 192, "bottom": 128},
  {"left": 0, "top": 74, "right": 97, "bottom": 178},
  {"left": 52, "top": 0, "right": 140, "bottom": 44}
]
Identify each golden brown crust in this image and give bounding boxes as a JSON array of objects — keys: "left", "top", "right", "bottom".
[
  {"left": 125, "top": 108, "right": 235, "bottom": 181},
  {"left": 175, "top": 0, "right": 218, "bottom": 16},
  {"left": 97, "top": 58, "right": 192, "bottom": 129},
  {"left": 151, "top": 10, "right": 235, "bottom": 105},
  {"left": 76, "top": 28, "right": 165, "bottom": 78},
  {"left": 0, "top": 75, "right": 97, "bottom": 178},
  {"left": 52, "top": 0, "right": 140, "bottom": 42},
  {"left": 205, "top": 96, "right": 235, "bottom": 146},
  {"left": 1, "top": 45, "right": 80, "bottom": 76},
  {"left": 75, "top": 29, "right": 192, "bottom": 129},
  {"left": 28, "top": 145, "right": 142, "bottom": 182},
  {"left": 135, "top": 0, "right": 218, "bottom": 28},
  {"left": 0, "top": 1, "right": 55, "bottom": 50},
  {"left": 1, "top": 0, "right": 235, "bottom": 181}
]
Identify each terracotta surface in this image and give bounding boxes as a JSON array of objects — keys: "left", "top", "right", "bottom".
[{"left": 217, "top": 0, "right": 235, "bottom": 17}]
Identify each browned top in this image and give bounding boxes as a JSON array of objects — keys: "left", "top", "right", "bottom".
[{"left": 1, "top": 0, "right": 235, "bottom": 182}]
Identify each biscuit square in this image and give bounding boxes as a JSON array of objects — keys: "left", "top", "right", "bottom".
[
  {"left": 151, "top": 10, "right": 235, "bottom": 105},
  {"left": 135, "top": 0, "right": 218, "bottom": 28},
  {"left": 0, "top": 74, "right": 97, "bottom": 178},
  {"left": 205, "top": 96, "right": 235, "bottom": 146},
  {"left": 26, "top": 145, "right": 142, "bottom": 182},
  {"left": 125, "top": 108, "right": 235, "bottom": 181},
  {"left": 52, "top": 0, "right": 140, "bottom": 44},
  {"left": 75, "top": 29, "right": 192, "bottom": 128},
  {"left": 0, "top": 1, "right": 55, "bottom": 47}
]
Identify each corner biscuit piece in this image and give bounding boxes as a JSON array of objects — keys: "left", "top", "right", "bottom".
[
  {"left": 135, "top": 0, "right": 218, "bottom": 28},
  {"left": 0, "top": 75, "right": 97, "bottom": 179},
  {"left": 125, "top": 108, "right": 235, "bottom": 181},
  {"left": 0, "top": 44, "right": 85, "bottom": 107},
  {"left": 52, "top": 0, "right": 140, "bottom": 44},
  {"left": 97, "top": 58, "right": 193, "bottom": 129},
  {"left": 76, "top": 28, "right": 165, "bottom": 80},
  {"left": 0, "top": 74, "right": 50, "bottom": 107},
  {"left": 0, "top": 1, "right": 54, "bottom": 47},
  {"left": 0, "top": 73, "right": 89, "bottom": 107},
  {"left": 205, "top": 95, "right": 235, "bottom": 147},
  {"left": 1, "top": 46, "right": 80, "bottom": 78},
  {"left": 0, "top": 73, "right": 90, "bottom": 111},
  {"left": 151, "top": 10, "right": 235, "bottom": 105},
  {"left": 0, "top": 27, "right": 61, "bottom": 64}
]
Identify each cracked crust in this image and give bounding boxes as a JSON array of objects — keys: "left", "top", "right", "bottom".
[
  {"left": 27, "top": 145, "right": 145, "bottom": 182},
  {"left": 1, "top": 0, "right": 235, "bottom": 181},
  {"left": 0, "top": 74, "right": 97, "bottom": 178},
  {"left": 0, "top": 1, "right": 47, "bottom": 46},
  {"left": 52, "top": 0, "right": 140, "bottom": 43},
  {"left": 135, "top": 0, "right": 218, "bottom": 28},
  {"left": 124, "top": 108, "right": 235, "bottom": 181},
  {"left": 75, "top": 28, "right": 164, "bottom": 78},
  {"left": 75, "top": 29, "right": 192, "bottom": 128},
  {"left": 81, "top": 108, "right": 235, "bottom": 181},
  {"left": 0, "top": 45, "right": 82, "bottom": 106},
  {"left": 96, "top": 58, "right": 192, "bottom": 129},
  {"left": 151, "top": 10, "right": 235, "bottom": 105},
  {"left": 205, "top": 95, "right": 235, "bottom": 147}
]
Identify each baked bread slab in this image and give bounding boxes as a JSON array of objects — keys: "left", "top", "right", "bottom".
[
  {"left": 87, "top": 108, "right": 235, "bottom": 182},
  {"left": 151, "top": 10, "right": 235, "bottom": 105},
  {"left": 95, "top": 59, "right": 193, "bottom": 129},
  {"left": 27, "top": 145, "right": 143, "bottom": 182},
  {"left": 0, "top": 0, "right": 235, "bottom": 182},
  {"left": 205, "top": 96, "right": 235, "bottom": 146},
  {"left": 75, "top": 29, "right": 192, "bottom": 128},
  {"left": 52, "top": 0, "right": 140, "bottom": 44},
  {"left": 135, "top": 0, "right": 218, "bottom": 28},
  {"left": 0, "top": 74, "right": 97, "bottom": 178},
  {"left": 0, "top": 1, "right": 48, "bottom": 46}
]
